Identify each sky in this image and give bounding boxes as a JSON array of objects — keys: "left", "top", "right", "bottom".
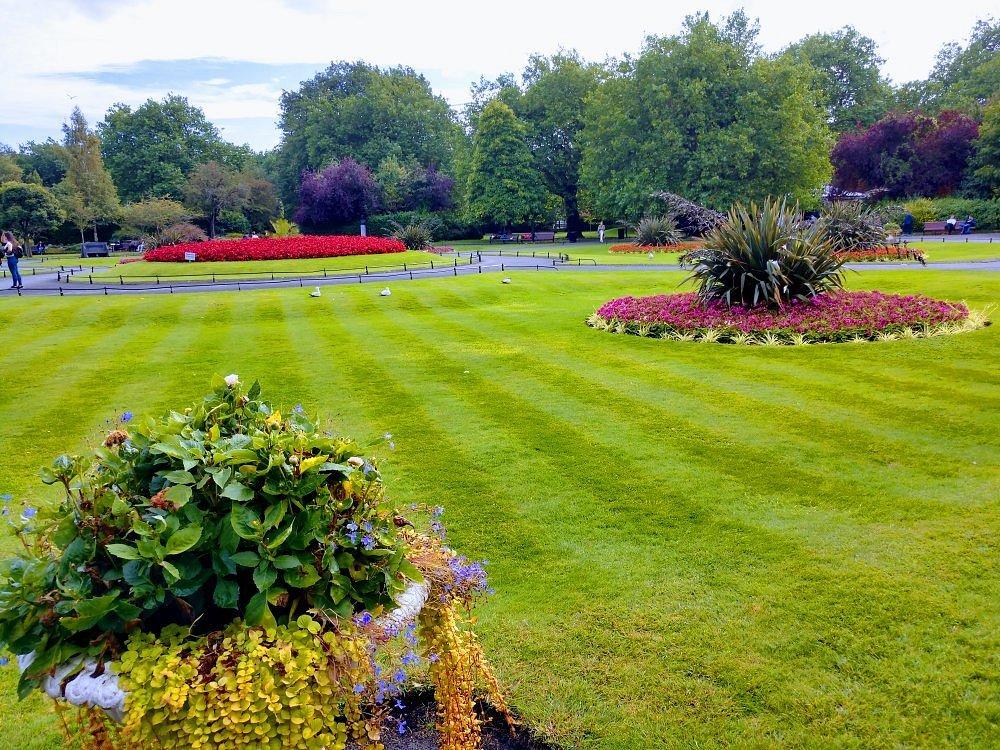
[{"left": 0, "top": 0, "right": 992, "bottom": 151}]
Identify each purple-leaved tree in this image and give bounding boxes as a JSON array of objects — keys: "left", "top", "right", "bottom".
[{"left": 295, "top": 158, "right": 382, "bottom": 229}]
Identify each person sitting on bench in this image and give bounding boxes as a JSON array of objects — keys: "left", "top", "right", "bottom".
[
  {"left": 961, "top": 215, "right": 976, "bottom": 235},
  {"left": 945, "top": 215, "right": 958, "bottom": 234}
]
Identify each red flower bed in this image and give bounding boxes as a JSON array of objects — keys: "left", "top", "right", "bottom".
[
  {"left": 608, "top": 242, "right": 703, "bottom": 254},
  {"left": 144, "top": 235, "right": 405, "bottom": 263},
  {"left": 590, "top": 291, "right": 976, "bottom": 344},
  {"left": 835, "top": 246, "right": 927, "bottom": 264}
]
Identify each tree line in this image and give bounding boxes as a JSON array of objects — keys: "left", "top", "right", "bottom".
[{"left": 1, "top": 11, "right": 997, "bottom": 247}]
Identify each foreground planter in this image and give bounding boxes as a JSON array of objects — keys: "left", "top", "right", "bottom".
[{"left": 18, "top": 579, "right": 431, "bottom": 723}]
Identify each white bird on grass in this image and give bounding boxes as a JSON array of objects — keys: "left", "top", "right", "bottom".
[
  {"left": 380, "top": 288, "right": 391, "bottom": 297},
  {"left": 310, "top": 286, "right": 322, "bottom": 297}
]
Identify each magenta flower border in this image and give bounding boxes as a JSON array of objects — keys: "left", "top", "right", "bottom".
[{"left": 588, "top": 291, "right": 985, "bottom": 344}]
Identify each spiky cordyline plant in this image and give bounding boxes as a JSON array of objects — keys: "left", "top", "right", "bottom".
[
  {"left": 818, "top": 201, "right": 886, "bottom": 251},
  {"left": 688, "top": 198, "right": 845, "bottom": 309},
  {"left": 634, "top": 215, "right": 683, "bottom": 247}
]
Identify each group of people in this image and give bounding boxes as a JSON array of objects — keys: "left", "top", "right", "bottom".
[
  {"left": 945, "top": 214, "right": 976, "bottom": 235},
  {"left": 2, "top": 231, "right": 23, "bottom": 289}
]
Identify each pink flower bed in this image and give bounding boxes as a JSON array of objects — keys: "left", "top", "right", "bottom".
[
  {"left": 143, "top": 235, "right": 405, "bottom": 263},
  {"left": 592, "top": 291, "right": 972, "bottom": 343}
]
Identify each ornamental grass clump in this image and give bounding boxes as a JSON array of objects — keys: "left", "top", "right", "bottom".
[
  {"left": 688, "top": 197, "right": 845, "bottom": 309},
  {"left": 817, "top": 201, "right": 888, "bottom": 252},
  {"left": 0, "top": 377, "right": 512, "bottom": 750},
  {"left": 633, "top": 216, "right": 683, "bottom": 247}
]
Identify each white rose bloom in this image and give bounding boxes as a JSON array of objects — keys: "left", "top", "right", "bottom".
[{"left": 224, "top": 374, "right": 240, "bottom": 387}]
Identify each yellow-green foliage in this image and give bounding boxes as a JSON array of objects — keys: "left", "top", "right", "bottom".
[{"left": 115, "top": 616, "right": 378, "bottom": 750}]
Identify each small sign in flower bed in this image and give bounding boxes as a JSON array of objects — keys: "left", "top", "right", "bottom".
[
  {"left": 144, "top": 235, "right": 405, "bottom": 262},
  {"left": 607, "top": 242, "right": 702, "bottom": 254},
  {"left": 0, "top": 377, "right": 517, "bottom": 750},
  {"left": 834, "top": 246, "right": 927, "bottom": 265},
  {"left": 588, "top": 291, "right": 987, "bottom": 345}
]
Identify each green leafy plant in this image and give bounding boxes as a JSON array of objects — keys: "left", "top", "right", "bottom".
[
  {"left": 390, "top": 220, "right": 434, "bottom": 250},
  {"left": 633, "top": 215, "right": 682, "bottom": 247},
  {"left": 689, "top": 197, "right": 846, "bottom": 308},
  {"left": 0, "top": 376, "right": 419, "bottom": 697},
  {"left": 269, "top": 217, "right": 301, "bottom": 237},
  {"left": 817, "top": 201, "right": 886, "bottom": 251}
]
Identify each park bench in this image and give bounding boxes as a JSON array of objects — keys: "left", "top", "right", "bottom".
[
  {"left": 923, "top": 221, "right": 947, "bottom": 235},
  {"left": 532, "top": 231, "right": 556, "bottom": 242},
  {"left": 489, "top": 233, "right": 521, "bottom": 244},
  {"left": 81, "top": 241, "right": 110, "bottom": 257}
]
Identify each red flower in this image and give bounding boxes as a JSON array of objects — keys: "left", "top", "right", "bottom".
[{"left": 144, "top": 235, "right": 405, "bottom": 263}]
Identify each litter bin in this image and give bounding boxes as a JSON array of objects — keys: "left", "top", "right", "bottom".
[{"left": 617, "top": 227, "right": 626, "bottom": 240}]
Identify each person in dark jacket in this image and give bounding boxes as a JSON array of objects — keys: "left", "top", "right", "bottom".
[
  {"left": 901, "top": 212, "right": 914, "bottom": 235},
  {"left": 2, "top": 231, "right": 23, "bottom": 289}
]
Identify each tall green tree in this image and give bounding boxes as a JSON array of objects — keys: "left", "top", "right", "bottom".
[
  {"left": 466, "top": 100, "right": 548, "bottom": 228},
  {"left": 276, "top": 62, "right": 461, "bottom": 208},
  {"left": 0, "top": 152, "right": 22, "bottom": 183},
  {"left": 183, "top": 161, "right": 248, "bottom": 238},
  {"left": 120, "top": 198, "right": 192, "bottom": 240},
  {"left": 580, "top": 11, "right": 832, "bottom": 220},
  {"left": 516, "top": 52, "right": 602, "bottom": 233},
  {"left": 58, "top": 108, "right": 120, "bottom": 242},
  {"left": 99, "top": 95, "right": 252, "bottom": 202},
  {"left": 0, "top": 182, "right": 64, "bottom": 245},
  {"left": 782, "top": 27, "right": 892, "bottom": 132},
  {"left": 900, "top": 19, "right": 1000, "bottom": 112},
  {"left": 969, "top": 98, "right": 1000, "bottom": 196},
  {"left": 16, "top": 139, "right": 68, "bottom": 186}
]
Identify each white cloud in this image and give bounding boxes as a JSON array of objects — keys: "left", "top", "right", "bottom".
[{"left": 0, "top": 0, "right": 991, "bottom": 149}]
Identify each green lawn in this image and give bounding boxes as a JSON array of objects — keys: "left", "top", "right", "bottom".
[
  {"left": 67, "top": 251, "right": 450, "bottom": 282},
  {"left": 909, "top": 241, "right": 1000, "bottom": 262},
  {"left": 0, "top": 271, "right": 997, "bottom": 748}
]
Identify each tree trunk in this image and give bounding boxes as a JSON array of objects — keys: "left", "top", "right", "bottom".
[
  {"left": 93, "top": 220, "right": 99, "bottom": 242},
  {"left": 565, "top": 196, "right": 583, "bottom": 241},
  {"left": 80, "top": 226, "right": 86, "bottom": 245},
  {"left": 209, "top": 211, "right": 216, "bottom": 239}
]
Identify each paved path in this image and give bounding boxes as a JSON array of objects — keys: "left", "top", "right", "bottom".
[{"left": 2, "top": 253, "right": 999, "bottom": 299}]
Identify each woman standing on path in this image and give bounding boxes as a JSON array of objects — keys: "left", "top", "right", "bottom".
[{"left": 2, "top": 231, "right": 23, "bottom": 289}]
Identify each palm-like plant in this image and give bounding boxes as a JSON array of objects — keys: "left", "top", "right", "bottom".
[
  {"left": 688, "top": 198, "right": 845, "bottom": 309},
  {"left": 634, "top": 215, "right": 683, "bottom": 247},
  {"left": 818, "top": 201, "right": 885, "bottom": 251}
]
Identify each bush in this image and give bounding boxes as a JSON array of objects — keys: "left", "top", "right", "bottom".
[
  {"left": 391, "top": 220, "right": 434, "bottom": 250},
  {"left": 818, "top": 201, "right": 886, "bottom": 251},
  {"left": 634, "top": 216, "right": 682, "bottom": 247},
  {"left": 903, "top": 198, "right": 936, "bottom": 228},
  {"left": 365, "top": 211, "right": 485, "bottom": 241},
  {"left": 158, "top": 222, "right": 208, "bottom": 247},
  {"left": 0, "top": 376, "right": 421, "bottom": 695},
  {"left": 690, "top": 198, "right": 845, "bottom": 308}
]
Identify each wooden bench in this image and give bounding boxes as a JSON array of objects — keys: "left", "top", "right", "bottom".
[
  {"left": 489, "top": 233, "right": 521, "bottom": 244},
  {"left": 923, "top": 221, "right": 947, "bottom": 235},
  {"left": 532, "top": 231, "right": 556, "bottom": 242}
]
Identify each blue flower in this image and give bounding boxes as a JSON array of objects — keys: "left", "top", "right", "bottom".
[
  {"left": 21, "top": 507, "right": 37, "bottom": 520},
  {"left": 346, "top": 531, "right": 358, "bottom": 544},
  {"left": 431, "top": 506, "right": 444, "bottom": 519},
  {"left": 0, "top": 494, "right": 12, "bottom": 502},
  {"left": 354, "top": 612, "right": 373, "bottom": 627},
  {"left": 121, "top": 411, "right": 133, "bottom": 423},
  {"left": 395, "top": 698, "right": 405, "bottom": 710},
  {"left": 397, "top": 719, "right": 407, "bottom": 736},
  {"left": 401, "top": 651, "right": 420, "bottom": 666},
  {"left": 352, "top": 684, "right": 365, "bottom": 694},
  {"left": 0, "top": 657, "right": 8, "bottom": 667},
  {"left": 361, "top": 521, "right": 373, "bottom": 533},
  {"left": 346, "top": 522, "right": 358, "bottom": 532},
  {"left": 361, "top": 534, "right": 375, "bottom": 550},
  {"left": 392, "top": 669, "right": 406, "bottom": 684},
  {"left": 429, "top": 652, "right": 440, "bottom": 663},
  {"left": 293, "top": 404, "right": 305, "bottom": 414}
]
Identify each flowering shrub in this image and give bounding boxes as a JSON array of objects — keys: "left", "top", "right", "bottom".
[
  {"left": 1, "top": 379, "right": 511, "bottom": 749},
  {"left": 835, "top": 246, "right": 927, "bottom": 264},
  {"left": 144, "top": 235, "right": 405, "bottom": 262},
  {"left": 588, "top": 291, "right": 986, "bottom": 344},
  {"left": 608, "top": 242, "right": 702, "bottom": 254}
]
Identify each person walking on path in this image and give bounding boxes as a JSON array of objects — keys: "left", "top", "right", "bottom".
[
  {"left": 2, "top": 231, "right": 23, "bottom": 289},
  {"left": 598, "top": 221, "right": 606, "bottom": 243}
]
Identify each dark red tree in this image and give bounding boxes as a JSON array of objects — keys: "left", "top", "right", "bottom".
[
  {"left": 295, "top": 158, "right": 382, "bottom": 229},
  {"left": 831, "top": 110, "right": 979, "bottom": 198}
]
